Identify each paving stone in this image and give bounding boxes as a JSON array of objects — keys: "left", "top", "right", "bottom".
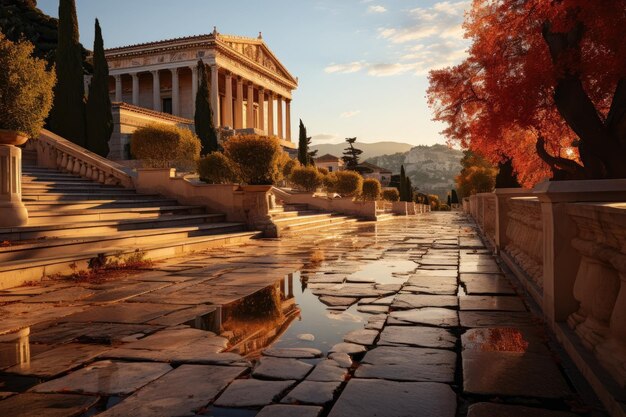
[
  {"left": 0, "top": 342, "right": 52, "bottom": 369},
  {"left": 392, "top": 294, "right": 458, "bottom": 309},
  {"left": 319, "top": 296, "right": 358, "bottom": 307},
  {"left": 214, "top": 379, "right": 296, "bottom": 407},
  {"left": 306, "top": 360, "right": 348, "bottom": 381},
  {"left": 378, "top": 326, "right": 456, "bottom": 349},
  {"left": 461, "top": 274, "right": 516, "bottom": 295},
  {"left": 4, "top": 343, "right": 110, "bottom": 378},
  {"left": 459, "top": 311, "right": 535, "bottom": 328},
  {"left": 467, "top": 402, "right": 580, "bottom": 417},
  {"left": 263, "top": 348, "right": 322, "bottom": 359},
  {"left": 328, "top": 352, "right": 352, "bottom": 368},
  {"left": 328, "top": 379, "right": 456, "bottom": 417},
  {"left": 121, "top": 328, "right": 219, "bottom": 350},
  {"left": 146, "top": 304, "right": 217, "bottom": 326},
  {"left": 343, "top": 329, "right": 378, "bottom": 346},
  {"left": 257, "top": 404, "right": 323, "bottom": 417},
  {"left": 0, "top": 393, "right": 99, "bottom": 417},
  {"left": 463, "top": 350, "right": 571, "bottom": 399},
  {"left": 0, "top": 392, "right": 14, "bottom": 400},
  {"left": 462, "top": 327, "right": 551, "bottom": 355},
  {"left": 28, "top": 322, "right": 158, "bottom": 345},
  {"left": 460, "top": 296, "right": 526, "bottom": 311},
  {"left": 329, "top": 342, "right": 367, "bottom": 355},
  {"left": 252, "top": 357, "right": 313, "bottom": 380},
  {"left": 355, "top": 346, "right": 456, "bottom": 382},
  {"left": 61, "top": 303, "right": 189, "bottom": 324},
  {"left": 23, "top": 287, "right": 96, "bottom": 304},
  {"left": 389, "top": 308, "right": 459, "bottom": 327},
  {"left": 404, "top": 276, "right": 458, "bottom": 295},
  {"left": 460, "top": 263, "right": 501, "bottom": 274},
  {"left": 282, "top": 380, "right": 342, "bottom": 405},
  {"left": 99, "top": 364, "right": 246, "bottom": 417},
  {"left": 357, "top": 304, "right": 389, "bottom": 314},
  {"left": 30, "top": 360, "right": 172, "bottom": 395}
]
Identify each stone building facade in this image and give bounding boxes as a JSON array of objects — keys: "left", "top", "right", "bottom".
[{"left": 101, "top": 29, "right": 298, "bottom": 159}]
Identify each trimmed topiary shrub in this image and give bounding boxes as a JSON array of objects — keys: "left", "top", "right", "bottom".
[
  {"left": 290, "top": 165, "right": 324, "bottom": 192},
  {"left": 334, "top": 170, "right": 363, "bottom": 197},
  {"left": 223, "top": 134, "right": 283, "bottom": 185},
  {"left": 197, "top": 152, "right": 239, "bottom": 184},
  {"left": 382, "top": 188, "right": 400, "bottom": 202},
  {"left": 281, "top": 155, "right": 300, "bottom": 179},
  {"left": 317, "top": 167, "right": 329, "bottom": 175},
  {"left": 131, "top": 123, "right": 201, "bottom": 169},
  {"left": 323, "top": 172, "right": 338, "bottom": 193},
  {"left": 361, "top": 178, "right": 382, "bottom": 201},
  {"left": 0, "top": 33, "right": 55, "bottom": 138}
]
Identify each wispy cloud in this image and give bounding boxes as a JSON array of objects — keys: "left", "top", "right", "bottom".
[
  {"left": 324, "top": 61, "right": 366, "bottom": 74},
  {"left": 340, "top": 110, "right": 361, "bottom": 118},
  {"left": 368, "top": 5, "right": 387, "bottom": 13},
  {"left": 324, "top": 1, "right": 470, "bottom": 78}
]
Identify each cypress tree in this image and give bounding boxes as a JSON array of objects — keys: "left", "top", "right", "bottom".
[
  {"left": 298, "top": 119, "right": 308, "bottom": 165},
  {"left": 194, "top": 60, "right": 218, "bottom": 154},
  {"left": 399, "top": 165, "right": 407, "bottom": 201},
  {"left": 85, "top": 18, "right": 111, "bottom": 157},
  {"left": 451, "top": 189, "right": 459, "bottom": 204},
  {"left": 48, "top": 0, "right": 86, "bottom": 146},
  {"left": 405, "top": 177, "right": 413, "bottom": 202},
  {"left": 447, "top": 194, "right": 452, "bottom": 206}
]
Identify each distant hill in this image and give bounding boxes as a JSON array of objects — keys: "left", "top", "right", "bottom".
[
  {"left": 311, "top": 141, "right": 413, "bottom": 161},
  {"left": 366, "top": 144, "right": 463, "bottom": 200}
]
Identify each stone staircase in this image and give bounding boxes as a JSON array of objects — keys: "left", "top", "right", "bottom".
[
  {"left": 0, "top": 165, "right": 260, "bottom": 289},
  {"left": 270, "top": 202, "right": 359, "bottom": 235}
]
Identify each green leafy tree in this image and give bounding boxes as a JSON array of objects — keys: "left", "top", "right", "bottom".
[
  {"left": 455, "top": 151, "right": 497, "bottom": 198},
  {"left": 48, "top": 0, "right": 86, "bottom": 146},
  {"left": 194, "top": 60, "right": 218, "bottom": 154},
  {"left": 342, "top": 137, "right": 362, "bottom": 171},
  {"left": 85, "top": 19, "right": 111, "bottom": 157}
]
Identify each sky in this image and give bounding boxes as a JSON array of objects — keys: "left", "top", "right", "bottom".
[{"left": 37, "top": 0, "right": 470, "bottom": 146}]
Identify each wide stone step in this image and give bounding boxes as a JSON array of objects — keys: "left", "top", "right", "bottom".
[
  {"left": 24, "top": 199, "right": 181, "bottom": 210},
  {"left": 22, "top": 175, "right": 95, "bottom": 183},
  {"left": 22, "top": 192, "right": 162, "bottom": 201},
  {"left": 22, "top": 182, "right": 129, "bottom": 190},
  {"left": 0, "top": 213, "right": 226, "bottom": 241},
  {"left": 280, "top": 215, "right": 360, "bottom": 233},
  {"left": 0, "top": 221, "right": 247, "bottom": 263},
  {"left": 273, "top": 213, "right": 336, "bottom": 226},
  {"left": 26, "top": 205, "right": 206, "bottom": 225},
  {"left": 0, "top": 230, "right": 260, "bottom": 289},
  {"left": 269, "top": 209, "right": 320, "bottom": 220}
]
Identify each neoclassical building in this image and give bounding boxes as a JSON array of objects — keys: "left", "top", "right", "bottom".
[{"left": 102, "top": 29, "right": 298, "bottom": 159}]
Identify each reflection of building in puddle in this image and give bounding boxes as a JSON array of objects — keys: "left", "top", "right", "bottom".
[
  {"left": 220, "top": 273, "right": 300, "bottom": 357},
  {"left": 0, "top": 328, "right": 32, "bottom": 370}
]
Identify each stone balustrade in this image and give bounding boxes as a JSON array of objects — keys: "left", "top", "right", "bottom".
[
  {"left": 465, "top": 181, "right": 626, "bottom": 417},
  {"left": 31, "top": 129, "right": 134, "bottom": 188}
]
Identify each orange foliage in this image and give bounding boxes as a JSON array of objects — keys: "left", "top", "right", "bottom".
[{"left": 428, "top": 0, "right": 626, "bottom": 186}]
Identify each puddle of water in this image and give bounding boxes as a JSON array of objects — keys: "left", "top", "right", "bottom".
[{"left": 200, "top": 407, "right": 258, "bottom": 417}]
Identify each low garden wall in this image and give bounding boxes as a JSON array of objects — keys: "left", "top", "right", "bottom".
[{"left": 466, "top": 181, "right": 626, "bottom": 417}]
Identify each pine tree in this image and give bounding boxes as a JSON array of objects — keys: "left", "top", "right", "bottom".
[
  {"left": 298, "top": 119, "right": 308, "bottom": 165},
  {"left": 48, "top": 0, "right": 86, "bottom": 146},
  {"left": 85, "top": 19, "right": 111, "bottom": 157},
  {"left": 194, "top": 60, "right": 218, "bottom": 154},
  {"left": 399, "top": 165, "right": 407, "bottom": 201},
  {"left": 342, "top": 137, "right": 362, "bottom": 171}
]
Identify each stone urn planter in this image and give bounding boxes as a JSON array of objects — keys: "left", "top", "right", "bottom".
[
  {"left": 240, "top": 185, "right": 278, "bottom": 237},
  {"left": 0, "top": 130, "right": 29, "bottom": 227}
]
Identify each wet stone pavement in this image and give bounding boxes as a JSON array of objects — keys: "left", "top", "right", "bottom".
[{"left": 0, "top": 212, "right": 606, "bottom": 417}]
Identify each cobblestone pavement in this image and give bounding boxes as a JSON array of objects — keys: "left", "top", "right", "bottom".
[{"left": 0, "top": 212, "right": 606, "bottom": 417}]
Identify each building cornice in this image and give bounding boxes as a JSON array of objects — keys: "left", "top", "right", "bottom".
[{"left": 112, "top": 102, "right": 193, "bottom": 124}]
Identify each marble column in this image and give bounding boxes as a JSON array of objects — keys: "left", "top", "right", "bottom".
[
  {"left": 151, "top": 70, "right": 161, "bottom": 112},
  {"left": 285, "top": 99, "right": 292, "bottom": 141},
  {"left": 277, "top": 95, "right": 284, "bottom": 139},
  {"left": 114, "top": 75, "right": 122, "bottom": 102},
  {"left": 235, "top": 77, "right": 243, "bottom": 129},
  {"left": 246, "top": 82, "right": 255, "bottom": 129},
  {"left": 131, "top": 73, "right": 139, "bottom": 106},
  {"left": 191, "top": 65, "right": 198, "bottom": 115},
  {"left": 258, "top": 88, "right": 265, "bottom": 132},
  {"left": 0, "top": 143, "right": 28, "bottom": 227},
  {"left": 224, "top": 72, "right": 233, "bottom": 128},
  {"left": 211, "top": 65, "right": 219, "bottom": 127},
  {"left": 267, "top": 92, "right": 275, "bottom": 136},
  {"left": 170, "top": 68, "right": 180, "bottom": 116}
]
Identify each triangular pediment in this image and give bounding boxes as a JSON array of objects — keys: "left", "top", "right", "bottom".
[{"left": 219, "top": 36, "right": 297, "bottom": 84}]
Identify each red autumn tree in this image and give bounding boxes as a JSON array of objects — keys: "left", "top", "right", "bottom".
[{"left": 427, "top": 0, "right": 626, "bottom": 186}]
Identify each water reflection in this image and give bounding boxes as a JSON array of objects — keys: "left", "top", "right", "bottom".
[{"left": 0, "top": 328, "right": 31, "bottom": 370}]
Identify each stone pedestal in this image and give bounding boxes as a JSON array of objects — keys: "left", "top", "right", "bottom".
[
  {"left": 240, "top": 185, "right": 278, "bottom": 237},
  {"left": 0, "top": 141, "right": 28, "bottom": 227}
]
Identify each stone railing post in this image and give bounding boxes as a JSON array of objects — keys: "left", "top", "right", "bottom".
[
  {"left": 494, "top": 188, "right": 533, "bottom": 253},
  {"left": 0, "top": 136, "right": 28, "bottom": 227}
]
